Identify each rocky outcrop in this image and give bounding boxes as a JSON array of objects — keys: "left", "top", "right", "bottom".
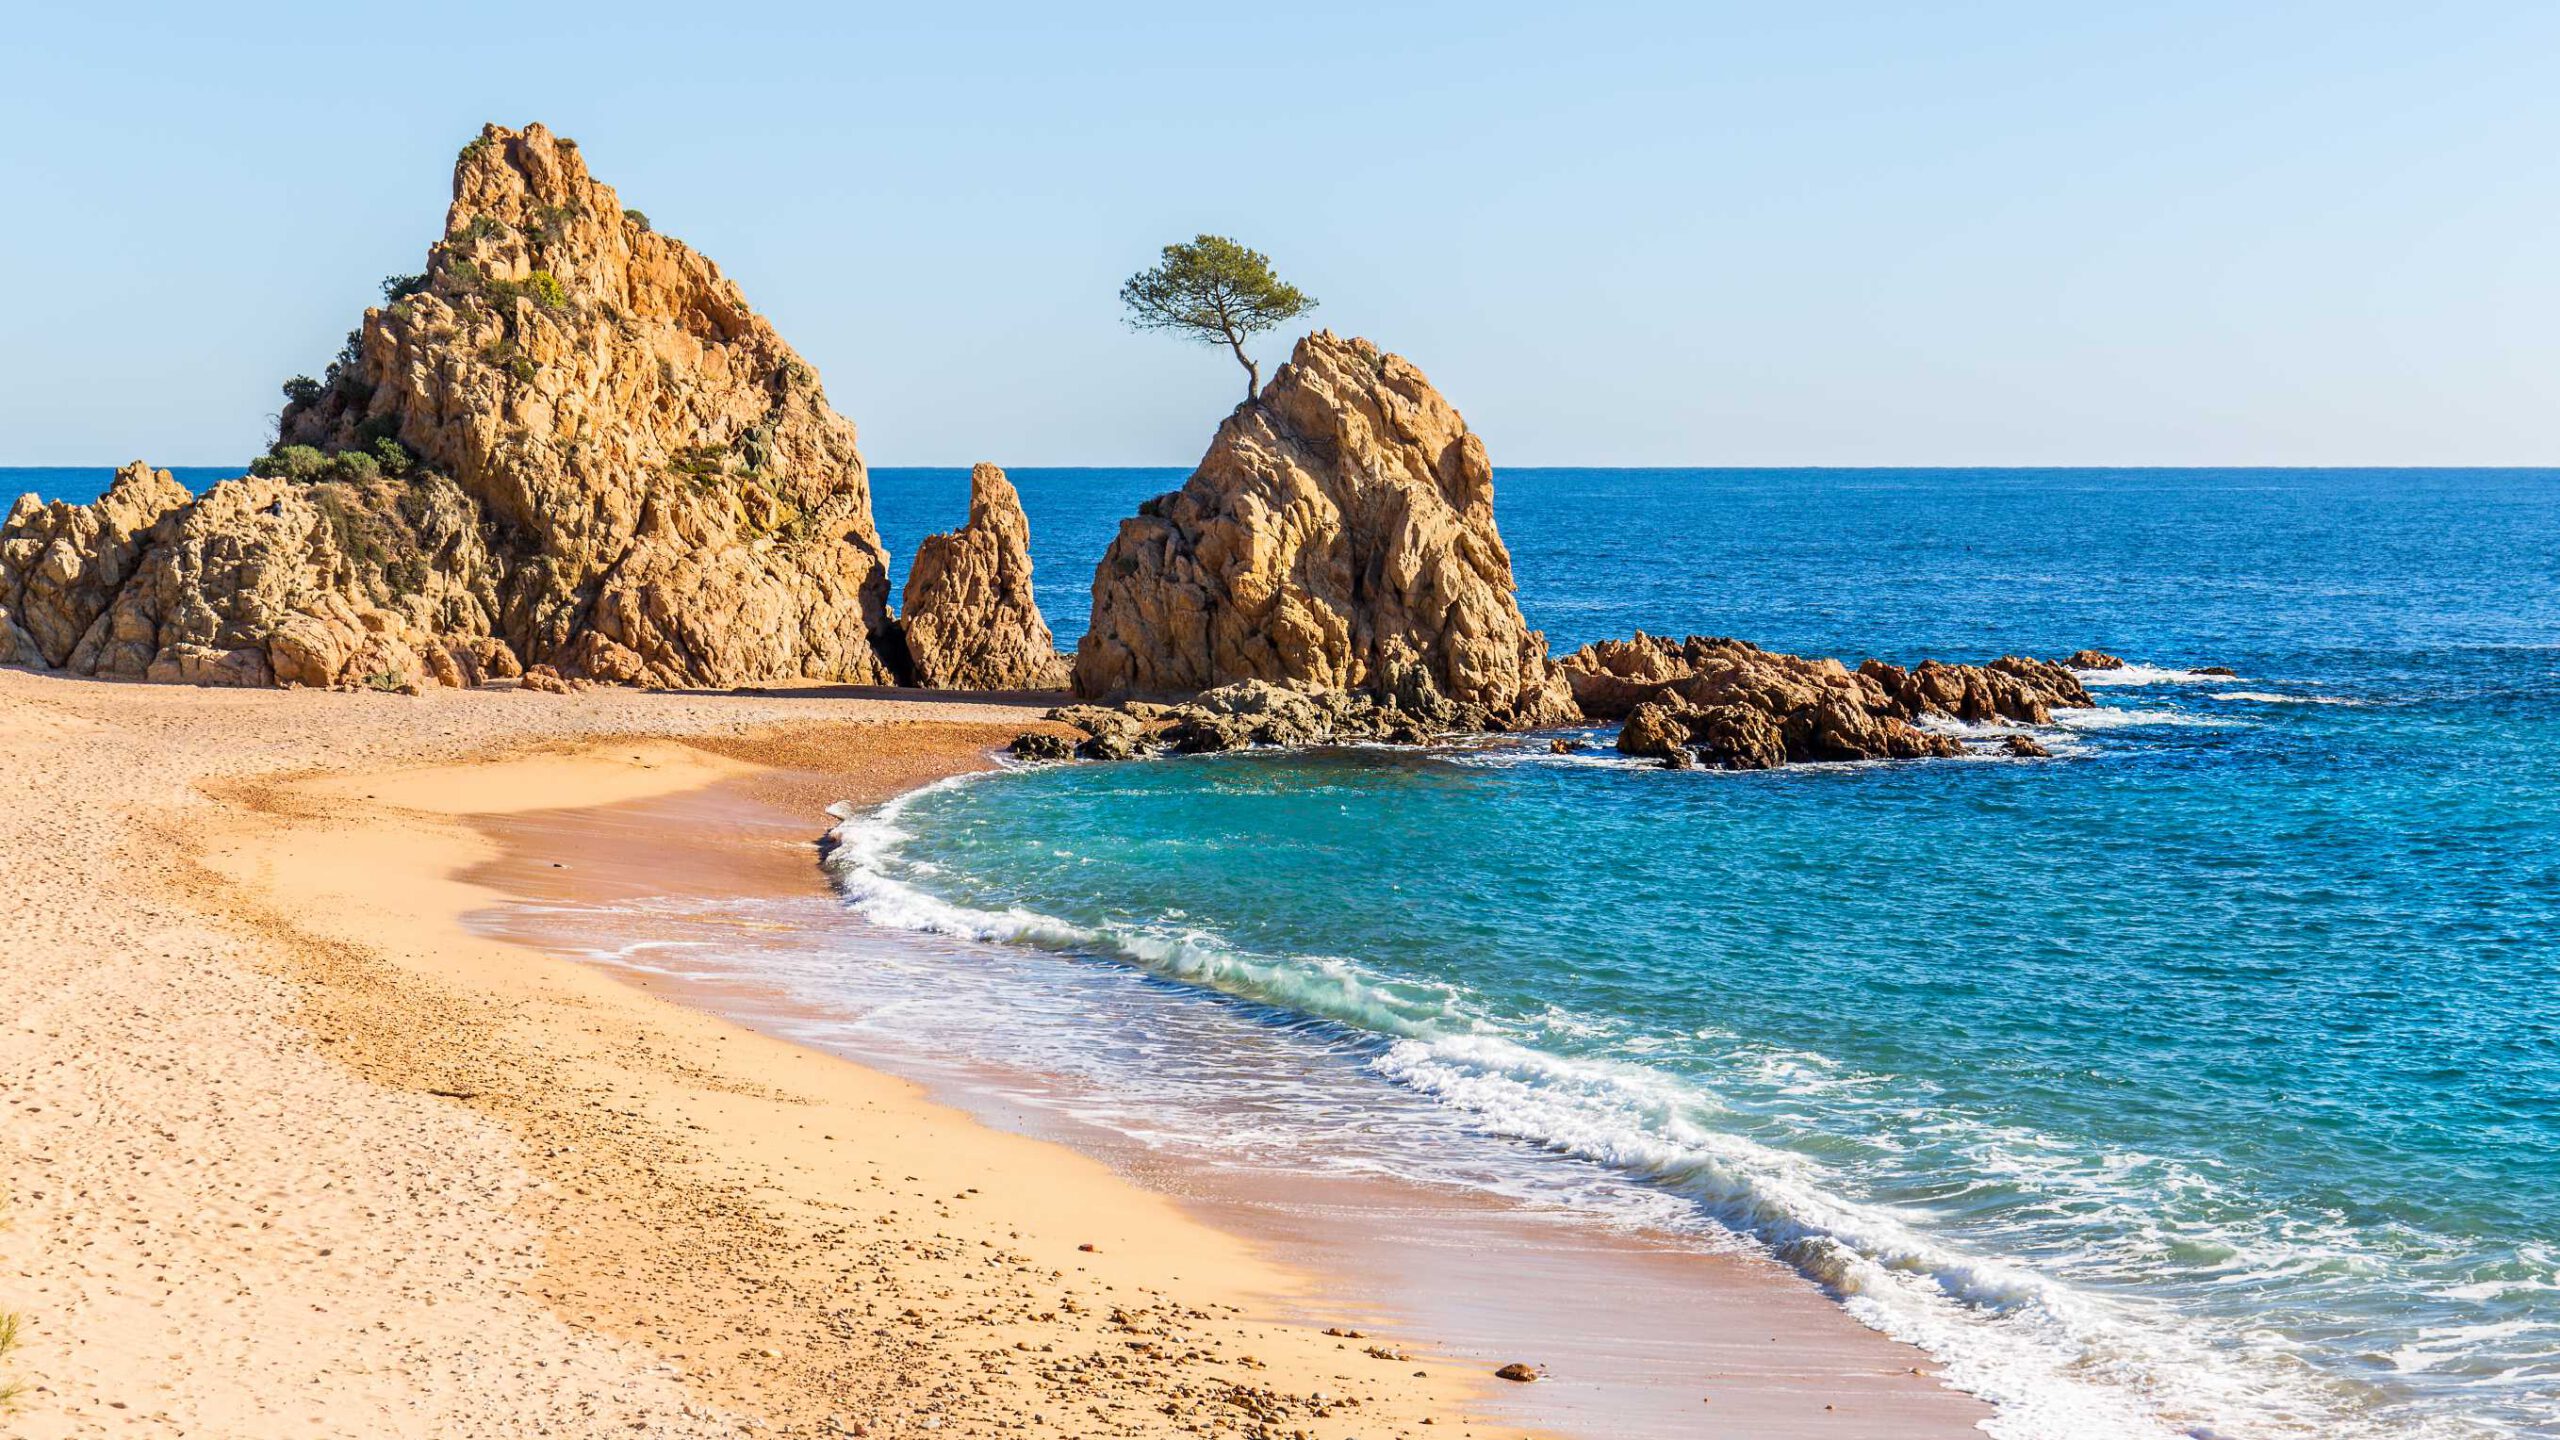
[
  {"left": 1564, "top": 634, "right": 2094, "bottom": 769},
  {"left": 898, "top": 465, "right": 1069, "bottom": 690},
  {"left": 0, "top": 463, "right": 192, "bottom": 669},
  {"left": 5, "top": 123, "right": 902, "bottom": 692},
  {"left": 1074, "top": 331, "right": 1574, "bottom": 731},
  {"left": 1019, "top": 679, "right": 1466, "bottom": 763}
]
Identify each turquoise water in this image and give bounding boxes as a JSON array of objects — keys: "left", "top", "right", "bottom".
[{"left": 828, "top": 469, "right": 2560, "bottom": 1440}]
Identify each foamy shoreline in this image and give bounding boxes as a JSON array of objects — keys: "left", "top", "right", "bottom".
[{"left": 0, "top": 671, "right": 1987, "bottom": 1438}]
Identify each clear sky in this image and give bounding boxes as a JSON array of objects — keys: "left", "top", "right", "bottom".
[{"left": 3, "top": 3, "right": 2555, "bottom": 467}]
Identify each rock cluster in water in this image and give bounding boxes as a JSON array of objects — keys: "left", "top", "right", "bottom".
[
  {"left": 2, "top": 124, "right": 918, "bottom": 692},
  {"left": 1017, "top": 677, "right": 1484, "bottom": 762},
  {"left": 899, "top": 464, "right": 1069, "bottom": 690},
  {"left": 1561, "top": 634, "right": 2094, "bottom": 769},
  {"left": 1074, "top": 331, "right": 1575, "bottom": 730}
]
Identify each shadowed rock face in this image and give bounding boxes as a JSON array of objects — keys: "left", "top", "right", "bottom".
[
  {"left": 1, "top": 123, "right": 902, "bottom": 692},
  {"left": 899, "top": 464, "right": 1069, "bottom": 690},
  {"left": 1073, "top": 331, "right": 1574, "bottom": 729}
]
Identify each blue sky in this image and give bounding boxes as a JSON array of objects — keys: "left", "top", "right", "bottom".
[{"left": 3, "top": 3, "right": 2555, "bottom": 466}]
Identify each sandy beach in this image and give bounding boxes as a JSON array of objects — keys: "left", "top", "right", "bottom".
[{"left": 0, "top": 669, "right": 1990, "bottom": 1438}]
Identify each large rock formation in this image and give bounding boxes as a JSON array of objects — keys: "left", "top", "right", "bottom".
[
  {"left": 3, "top": 122, "right": 902, "bottom": 691},
  {"left": 1559, "top": 634, "right": 2095, "bottom": 769},
  {"left": 1074, "top": 331, "right": 1574, "bottom": 730},
  {"left": 898, "top": 465, "right": 1068, "bottom": 690}
]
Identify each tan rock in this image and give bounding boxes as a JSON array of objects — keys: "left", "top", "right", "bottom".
[
  {"left": 273, "top": 121, "right": 901, "bottom": 688},
  {"left": 0, "top": 462, "right": 191, "bottom": 669},
  {"left": 1074, "top": 331, "right": 1573, "bottom": 729},
  {"left": 899, "top": 464, "right": 1069, "bottom": 690},
  {"left": 1563, "top": 635, "right": 2090, "bottom": 769},
  {"left": 12, "top": 123, "right": 904, "bottom": 694}
]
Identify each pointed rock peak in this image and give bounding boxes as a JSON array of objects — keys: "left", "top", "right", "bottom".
[
  {"left": 900, "top": 464, "right": 1069, "bottom": 692},
  {"left": 1075, "top": 333, "right": 1573, "bottom": 729},
  {"left": 18, "top": 126, "right": 900, "bottom": 694}
]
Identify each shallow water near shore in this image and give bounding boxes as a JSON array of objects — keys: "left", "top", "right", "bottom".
[{"left": 833, "top": 469, "right": 2557, "bottom": 1439}]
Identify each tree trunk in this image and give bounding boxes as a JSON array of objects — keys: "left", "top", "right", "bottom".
[{"left": 1226, "top": 328, "right": 1259, "bottom": 404}]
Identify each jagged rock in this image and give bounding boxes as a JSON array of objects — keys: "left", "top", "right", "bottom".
[
  {"left": 2064, "top": 649, "right": 2125, "bottom": 671},
  {"left": 0, "top": 463, "right": 192, "bottom": 669},
  {"left": 1007, "top": 731, "right": 1076, "bottom": 762},
  {"left": 1046, "top": 704, "right": 1150, "bottom": 760},
  {"left": 2001, "top": 734, "right": 2052, "bottom": 758},
  {"left": 1075, "top": 331, "right": 1574, "bottom": 729},
  {"left": 519, "top": 664, "right": 579, "bottom": 694},
  {"left": 1616, "top": 702, "right": 1693, "bottom": 768},
  {"left": 68, "top": 475, "right": 460, "bottom": 690},
  {"left": 1567, "top": 634, "right": 2090, "bottom": 769},
  {"left": 12, "top": 124, "right": 902, "bottom": 693},
  {"left": 144, "top": 643, "right": 273, "bottom": 688},
  {"left": 900, "top": 464, "right": 1069, "bottom": 690}
]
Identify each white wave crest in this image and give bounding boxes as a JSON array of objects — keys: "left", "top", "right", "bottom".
[
  {"left": 2053, "top": 707, "right": 2240, "bottom": 731},
  {"left": 2075, "top": 664, "right": 2236, "bottom": 687}
]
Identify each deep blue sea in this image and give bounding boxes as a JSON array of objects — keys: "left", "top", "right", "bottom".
[{"left": 19, "top": 464, "right": 2559, "bottom": 1438}]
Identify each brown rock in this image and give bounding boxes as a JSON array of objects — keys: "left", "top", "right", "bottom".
[
  {"left": 518, "top": 664, "right": 578, "bottom": 694},
  {"left": 2001, "top": 733, "right": 2052, "bottom": 758},
  {"left": 1566, "top": 635, "right": 2088, "bottom": 768},
  {"left": 1074, "top": 331, "right": 1574, "bottom": 729},
  {"left": 2063, "top": 649, "right": 2125, "bottom": 670},
  {"left": 1616, "top": 701, "right": 1694, "bottom": 768},
  {"left": 1493, "top": 1363, "right": 1541, "bottom": 1383},
  {"left": 900, "top": 464, "right": 1070, "bottom": 690},
  {"left": 1007, "top": 731, "right": 1076, "bottom": 762},
  {"left": 0, "top": 463, "right": 192, "bottom": 669},
  {"left": 14, "top": 124, "right": 905, "bottom": 693}
]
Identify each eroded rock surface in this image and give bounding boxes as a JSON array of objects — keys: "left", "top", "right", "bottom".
[
  {"left": 4, "top": 123, "right": 902, "bottom": 692},
  {"left": 1074, "top": 331, "right": 1573, "bottom": 729},
  {"left": 899, "top": 465, "right": 1068, "bottom": 690},
  {"left": 0, "top": 463, "right": 192, "bottom": 669},
  {"left": 1563, "top": 634, "right": 2095, "bottom": 769}
]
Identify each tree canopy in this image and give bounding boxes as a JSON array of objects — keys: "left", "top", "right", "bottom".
[{"left": 1119, "top": 234, "right": 1316, "bottom": 402}]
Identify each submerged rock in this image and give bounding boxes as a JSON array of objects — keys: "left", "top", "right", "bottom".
[
  {"left": 2064, "top": 649, "right": 2125, "bottom": 670},
  {"left": 900, "top": 464, "right": 1070, "bottom": 690},
  {"left": 8, "top": 122, "right": 903, "bottom": 691},
  {"left": 1568, "top": 634, "right": 2096, "bottom": 769},
  {"left": 1074, "top": 331, "right": 1574, "bottom": 729}
]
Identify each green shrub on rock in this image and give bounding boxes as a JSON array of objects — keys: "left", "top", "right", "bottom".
[{"left": 249, "top": 444, "right": 330, "bottom": 481}]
